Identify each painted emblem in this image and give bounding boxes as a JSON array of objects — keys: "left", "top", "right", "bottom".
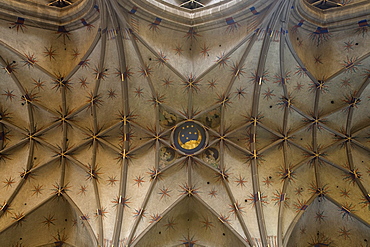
[{"left": 172, "top": 121, "right": 206, "bottom": 154}]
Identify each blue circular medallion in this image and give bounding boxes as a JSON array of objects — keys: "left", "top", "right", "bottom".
[{"left": 173, "top": 121, "right": 206, "bottom": 154}]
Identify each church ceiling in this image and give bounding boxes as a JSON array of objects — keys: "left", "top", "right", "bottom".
[{"left": 0, "top": 0, "right": 370, "bottom": 246}]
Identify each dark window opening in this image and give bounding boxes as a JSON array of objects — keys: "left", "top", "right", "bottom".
[
  {"left": 306, "top": 0, "right": 344, "bottom": 10},
  {"left": 179, "top": 0, "right": 205, "bottom": 9},
  {"left": 48, "top": 0, "right": 73, "bottom": 8}
]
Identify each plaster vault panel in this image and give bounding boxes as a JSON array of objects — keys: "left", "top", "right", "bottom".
[{"left": 0, "top": 0, "right": 370, "bottom": 247}]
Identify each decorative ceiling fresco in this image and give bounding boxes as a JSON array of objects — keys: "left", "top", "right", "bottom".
[{"left": 0, "top": 0, "right": 370, "bottom": 246}]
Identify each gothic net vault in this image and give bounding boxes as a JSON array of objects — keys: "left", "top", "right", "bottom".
[{"left": 0, "top": 0, "right": 370, "bottom": 246}]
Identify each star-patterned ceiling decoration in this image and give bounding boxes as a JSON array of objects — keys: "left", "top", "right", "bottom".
[{"left": 0, "top": 0, "right": 370, "bottom": 246}]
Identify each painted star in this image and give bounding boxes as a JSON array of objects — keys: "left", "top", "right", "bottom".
[
  {"left": 294, "top": 187, "right": 303, "bottom": 196},
  {"left": 33, "top": 79, "right": 45, "bottom": 91},
  {"left": 215, "top": 52, "right": 230, "bottom": 68},
  {"left": 44, "top": 46, "right": 57, "bottom": 61},
  {"left": 184, "top": 27, "right": 201, "bottom": 40},
  {"left": 229, "top": 201, "right": 245, "bottom": 216},
  {"left": 339, "top": 188, "right": 350, "bottom": 198},
  {"left": 262, "top": 88, "right": 276, "bottom": 100},
  {"left": 77, "top": 185, "right": 87, "bottom": 195},
  {"left": 164, "top": 217, "right": 176, "bottom": 230},
  {"left": 314, "top": 210, "right": 326, "bottom": 223},
  {"left": 234, "top": 175, "right": 247, "bottom": 187},
  {"left": 12, "top": 212, "right": 26, "bottom": 226},
  {"left": 179, "top": 183, "right": 200, "bottom": 196},
  {"left": 123, "top": 66, "right": 134, "bottom": 81},
  {"left": 208, "top": 188, "right": 217, "bottom": 198},
  {"left": 314, "top": 55, "right": 323, "bottom": 64},
  {"left": 138, "top": 65, "right": 153, "bottom": 77},
  {"left": 2, "top": 90, "right": 16, "bottom": 101},
  {"left": 343, "top": 41, "right": 354, "bottom": 51},
  {"left": 32, "top": 184, "right": 44, "bottom": 196},
  {"left": 134, "top": 87, "right": 144, "bottom": 98},
  {"left": 340, "top": 78, "right": 351, "bottom": 88},
  {"left": 338, "top": 226, "right": 351, "bottom": 240},
  {"left": 294, "top": 65, "right": 307, "bottom": 77},
  {"left": 112, "top": 196, "right": 131, "bottom": 208},
  {"left": 262, "top": 177, "right": 273, "bottom": 187},
  {"left": 234, "top": 87, "right": 247, "bottom": 99},
  {"left": 80, "top": 214, "right": 90, "bottom": 221},
  {"left": 162, "top": 77, "right": 173, "bottom": 88},
  {"left": 275, "top": 71, "right": 291, "bottom": 85},
  {"left": 200, "top": 43, "right": 210, "bottom": 57},
  {"left": 95, "top": 207, "right": 108, "bottom": 218},
  {"left": 93, "top": 66, "right": 109, "bottom": 80},
  {"left": 52, "top": 229, "right": 68, "bottom": 243},
  {"left": 342, "top": 56, "right": 360, "bottom": 73},
  {"left": 231, "top": 62, "right": 246, "bottom": 79},
  {"left": 149, "top": 93, "right": 166, "bottom": 106},
  {"left": 155, "top": 51, "right": 168, "bottom": 66},
  {"left": 183, "top": 73, "right": 201, "bottom": 92},
  {"left": 158, "top": 187, "right": 171, "bottom": 199},
  {"left": 248, "top": 192, "right": 269, "bottom": 207},
  {"left": 107, "top": 89, "right": 117, "bottom": 99},
  {"left": 174, "top": 45, "right": 183, "bottom": 56},
  {"left": 52, "top": 76, "right": 72, "bottom": 91},
  {"left": 271, "top": 190, "right": 289, "bottom": 207},
  {"left": 79, "top": 59, "right": 90, "bottom": 69},
  {"left": 207, "top": 79, "right": 217, "bottom": 89},
  {"left": 10, "top": 18, "right": 27, "bottom": 32},
  {"left": 3, "top": 177, "right": 15, "bottom": 188},
  {"left": 79, "top": 77, "right": 89, "bottom": 88},
  {"left": 51, "top": 182, "right": 71, "bottom": 197},
  {"left": 23, "top": 53, "right": 37, "bottom": 68},
  {"left": 72, "top": 219, "right": 77, "bottom": 227},
  {"left": 133, "top": 175, "right": 145, "bottom": 187},
  {"left": 86, "top": 92, "right": 103, "bottom": 109},
  {"left": 294, "top": 82, "right": 304, "bottom": 91},
  {"left": 85, "top": 164, "right": 102, "bottom": 182},
  {"left": 340, "top": 202, "right": 356, "bottom": 220},
  {"left": 149, "top": 213, "right": 161, "bottom": 223},
  {"left": 133, "top": 208, "right": 146, "bottom": 218},
  {"left": 216, "top": 93, "right": 232, "bottom": 107},
  {"left": 218, "top": 214, "right": 230, "bottom": 224},
  {"left": 293, "top": 199, "right": 308, "bottom": 213},
  {"left": 107, "top": 176, "right": 118, "bottom": 186},
  {"left": 180, "top": 235, "right": 198, "bottom": 247},
  {"left": 200, "top": 217, "right": 214, "bottom": 230},
  {"left": 42, "top": 214, "right": 56, "bottom": 227},
  {"left": 71, "top": 48, "right": 80, "bottom": 60},
  {"left": 250, "top": 69, "right": 269, "bottom": 84}
]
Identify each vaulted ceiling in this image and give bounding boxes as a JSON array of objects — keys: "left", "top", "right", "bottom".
[{"left": 0, "top": 0, "right": 370, "bottom": 246}]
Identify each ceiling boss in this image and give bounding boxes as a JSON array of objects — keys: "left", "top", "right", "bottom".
[{"left": 172, "top": 121, "right": 207, "bottom": 154}]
